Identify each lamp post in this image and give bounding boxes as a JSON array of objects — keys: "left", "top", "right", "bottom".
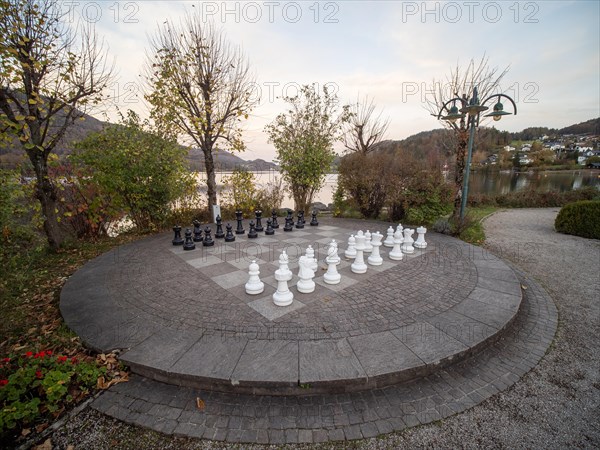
[{"left": 436, "top": 87, "right": 517, "bottom": 220}]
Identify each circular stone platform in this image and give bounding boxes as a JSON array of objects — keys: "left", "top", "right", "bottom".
[{"left": 60, "top": 218, "right": 522, "bottom": 395}]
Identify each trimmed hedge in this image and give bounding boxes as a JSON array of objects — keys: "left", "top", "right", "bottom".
[
  {"left": 555, "top": 200, "right": 600, "bottom": 239},
  {"left": 468, "top": 186, "right": 599, "bottom": 208}
]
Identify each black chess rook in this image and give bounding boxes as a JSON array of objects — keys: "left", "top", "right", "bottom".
[
  {"left": 172, "top": 225, "right": 184, "bottom": 245},
  {"left": 235, "top": 210, "right": 245, "bottom": 235},
  {"left": 254, "top": 210, "right": 264, "bottom": 232}
]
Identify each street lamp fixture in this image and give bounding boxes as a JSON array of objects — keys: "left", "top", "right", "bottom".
[{"left": 436, "top": 87, "right": 517, "bottom": 220}]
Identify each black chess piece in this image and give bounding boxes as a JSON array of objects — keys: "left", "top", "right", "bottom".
[
  {"left": 183, "top": 228, "right": 196, "bottom": 250},
  {"left": 248, "top": 220, "right": 258, "bottom": 238},
  {"left": 265, "top": 218, "right": 275, "bottom": 235},
  {"left": 310, "top": 210, "right": 319, "bottom": 226},
  {"left": 235, "top": 210, "right": 245, "bottom": 235},
  {"left": 172, "top": 225, "right": 184, "bottom": 245},
  {"left": 203, "top": 226, "right": 215, "bottom": 246},
  {"left": 296, "top": 210, "right": 305, "bottom": 229},
  {"left": 193, "top": 220, "right": 203, "bottom": 242},
  {"left": 271, "top": 209, "right": 279, "bottom": 228},
  {"left": 215, "top": 215, "right": 225, "bottom": 238},
  {"left": 224, "top": 223, "right": 235, "bottom": 242},
  {"left": 284, "top": 214, "right": 293, "bottom": 232},
  {"left": 254, "top": 210, "right": 264, "bottom": 232}
]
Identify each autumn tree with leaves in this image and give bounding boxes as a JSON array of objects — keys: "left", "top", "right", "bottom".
[
  {"left": 144, "top": 16, "right": 257, "bottom": 221},
  {"left": 0, "top": 0, "right": 113, "bottom": 249}
]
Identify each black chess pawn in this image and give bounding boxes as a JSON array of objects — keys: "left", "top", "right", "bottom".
[
  {"left": 172, "top": 225, "right": 184, "bottom": 245},
  {"left": 215, "top": 215, "right": 225, "bottom": 238},
  {"left": 193, "top": 220, "right": 203, "bottom": 242},
  {"left": 203, "top": 226, "right": 215, "bottom": 246},
  {"left": 265, "top": 218, "right": 275, "bottom": 235},
  {"left": 224, "top": 223, "right": 235, "bottom": 242},
  {"left": 235, "top": 210, "right": 245, "bottom": 235},
  {"left": 271, "top": 209, "right": 279, "bottom": 228},
  {"left": 183, "top": 228, "right": 196, "bottom": 250},
  {"left": 248, "top": 220, "right": 258, "bottom": 238},
  {"left": 284, "top": 214, "right": 293, "bottom": 232},
  {"left": 296, "top": 211, "right": 305, "bottom": 229},
  {"left": 254, "top": 210, "right": 264, "bottom": 232},
  {"left": 310, "top": 210, "right": 319, "bottom": 226}
]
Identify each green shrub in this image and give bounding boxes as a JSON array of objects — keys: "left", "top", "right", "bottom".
[
  {"left": 468, "top": 187, "right": 599, "bottom": 208},
  {"left": 555, "top": 200, "right": 600, "bottom": 239}
]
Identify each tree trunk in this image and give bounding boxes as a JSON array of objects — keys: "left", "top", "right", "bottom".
[
  {"left": 452, "top": 128, "right": 469, "bottom": 219},
  {"left": 202, "top": 146, "right": 218, "bottom": 222},
  {"left": 31, "top": 153, "right": 64, "bottom": 250}
]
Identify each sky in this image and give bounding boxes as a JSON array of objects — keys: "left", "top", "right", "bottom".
[{"left": 71, "top": 0, "right": 600, "bottom": 161}]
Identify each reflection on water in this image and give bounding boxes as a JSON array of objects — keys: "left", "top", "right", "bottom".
[
  {"left": 469, "top": 170, "right": 600, "bottom": 195},
  {"left": 200, "top": 170, "right": 600, "bottom": 209}
]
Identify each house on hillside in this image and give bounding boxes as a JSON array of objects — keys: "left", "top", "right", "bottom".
[{"left": 504, "top": 145, "right": 516, "bottom": 152}]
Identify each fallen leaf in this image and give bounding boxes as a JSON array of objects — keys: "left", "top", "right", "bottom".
[
  {"left": 67, "top": 446, "right": 75, "bottom": 450},
  {"left": 33, "top": 438, "right": 52, "bottom": 450},
  {"left": 196, "top": 397, "right": 205, "bottom": 410},
  {"left": 521, "top": 285, "right": 528, "bottom": 290},
  {"left": 21, "top": 428, "right": 31, "bottom": 437}
]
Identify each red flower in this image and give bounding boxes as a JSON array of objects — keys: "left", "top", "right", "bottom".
[
  {"left": 2, "top": 358, "right": 9, "bottom": 363},
  {"left": 34, "top": 351, "right": 46, "bottom": 359},
  {"left": 46, "top": 350, "right": 52, "bottom": 356},
  {"left": 35, "top": 370, "right": 43, "bottom": 379},
  {"left": 0, "top": 380, "right": 8, "bottom": 386},
  {"left": 70, "top": 357, "right": 78, "bottom": 365},
  {"left": 25, "top": 351, "right": 33, "bottom": 358},
  {"left": 57, "top": 356, "right": 68, "bottom": 363}
]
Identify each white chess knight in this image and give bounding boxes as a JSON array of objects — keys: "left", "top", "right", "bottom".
[
  {"left": 245, "top": 260, "right": 265, "bottom": 295},
  {"left": 297, "top": 255, "right": 316, "bottom": 293},
  {"left": 323, "top": 241, "right": 341, "bottom": 285},
  {"left": 401, "top": 228, "right": 415, "bottom": 254},
  {"left": 273, "top": 251, "right": 294, "bottom": 306},
  {"left": 351, "top": 230, "right": 368, "bottom": 273},
  {"left": 345, "top": 234, "right": 357, "bottom": 259},
  {"left": 389, "top": 228, "right": 404, "bottom": 260},
  {"left": 414, "top": 226, "right": 428, "bottom": 249},
  {"left": 367, "top": 231, "right": 383, "bottom": 266},
  {"left": 383, "top": 226, "right": 395, "bottom": 248},
  {"left": 305, "top": 245, "right": 319, "bottom": 272},
  {"left": 364, "top": 230, "right": 373, "bottom": 253}
]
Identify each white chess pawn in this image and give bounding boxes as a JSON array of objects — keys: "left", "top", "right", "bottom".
[
  {"left": 367, "top": 231, "right": 383, "bottom": 266},
  {"left": 401, "top": 228, "right": 415, "bottom": 254},
  {"left": 245, "top": 260, "right": 264, "bottom": 295},
  {"left": 345, "top": 234, "right": 357, "bottom": 259},
  {"left": 364, "top": 230, "right": 373, "bottom": 253},
  {"left": 351, "top": 230, "right": 368, "bottom": 273},
  {"left": 383, "top": 226, "right": 395, "bottom": 248},
  {"left": 389, "top": 228, "right": 404, "bottom": 261},
  {"left": 323, "top": 243, "right": 341, "bottom": 285},
  {"left": 273, "top": 251, "right": 294, "bottom": 306},
  {"left": 414, "top": 226, "right": 428, "bottom": 249},
  {"left": 305, "top": 245, "right": 319, "bottom": 271},
  {"left": 297, "top": 255, "right": 316, "bottom": 293}
]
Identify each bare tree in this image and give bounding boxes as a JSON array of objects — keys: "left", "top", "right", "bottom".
[
  {"left": 343, "top": 96, "right": 390, "bottom": 154},
  {"left": 144, "top": 15, "right": 257, "bottom": 221},
  {"left": 425, "top": 56, "right": 509, "bottom": 219},
  {"left": 0, "top": 0, "right": 114, "bottom": 249}
]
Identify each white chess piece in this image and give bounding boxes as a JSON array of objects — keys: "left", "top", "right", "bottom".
[
  {"left": 305, "top": 245, "right": 319, "bottom": 272},
  {"left": 245, "top": 260, "right": 265, "bottom": 295},
  {"left": 389, "top": 228, "right": 404, "bottom": 261},
  {"left": 297, "top": 255, "right": 316, "bottom": 293},
  {"left": 383, "top": 226, "right": 395, "bottom": 248},
  {"left": 414, "top": 226, "right": 428, "bottom": 249},
  {"left": 323, "top": 242, "right": 341, "bottom": 285},
  {"left": 364, "top": 230, "right": 373, "bottom": 253},
  {"left": 367, "top": 231, "right": 383, "bottom": 266},
  {"left": 351, "top": 230, "right": 368, "bottom": 273},
  {"left": 345, "top": 234, "right": 357, "bottom": 259},
  {"left": 395, "top": 223, "right": 404, "bottom": 236},
  {"left": 401, "top": 228, "right": 415, "bottom": 254},
  {"left": 273, "top": 251, "right": 294, "bottom": 306}
]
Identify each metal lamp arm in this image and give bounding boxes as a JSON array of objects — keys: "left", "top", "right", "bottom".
[
  {"left": 481, "top": 93, "right": 518, "bottom": 115},
  {"left": 436, "top": 97, "right": 464, "bottom": 120}
]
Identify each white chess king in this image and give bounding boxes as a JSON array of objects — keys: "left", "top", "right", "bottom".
[{"left": 273, "top": 251, "right": 294, "bottom": 306}]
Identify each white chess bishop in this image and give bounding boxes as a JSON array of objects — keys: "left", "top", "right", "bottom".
[
  {"left": 305, "top": 245, "right": 319, "bottom": 271},
  {"left": 297, "top": 255, "right": 316, "bottom": 293},
  {"left": 345, "top": 234, "right": 357, "bottom": 258},
  {"left": 273, "top": 251, "right": 294, "bottom": 306},
  {"left": 245, "top": 260, "right": 264, "bottom": 295},
  {"left": 364, "top": 230, "right": 373, "bottom": 253},
  {"left": 351, "top": 230, "right": 368, "bottom": 273},
  {"left": 401, "top": 228, "right": 415, "bottom": 254},
  {"left": 383, "top": 226, "right": 395, "bottom": 248},
  {"left": 323, "top": 240, "right": 341, "bottom": 285},
  {"left": 367, "top": 231, "right": 383, "bottom": 266},
  {"left": 414, "top": 226, "right": 428, "bottom": 249},
  {"left": 389, "top": 228, "right": 404, "bottom": 260}
]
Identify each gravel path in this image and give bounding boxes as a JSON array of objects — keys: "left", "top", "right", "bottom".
[{"left": 46, "top": 208, "right": 599, "bottom": 449}]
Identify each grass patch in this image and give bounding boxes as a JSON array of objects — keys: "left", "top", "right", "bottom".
[{"left": 458, "top": 206, "right": 498, "bottom": 245}]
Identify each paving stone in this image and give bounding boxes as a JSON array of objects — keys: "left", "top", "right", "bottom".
[
  {"left": 299, "top": 338, "right": 367, "bottom": 384},
  {"left": 231, "top": 339, "right": 298, "bottom": 384}
]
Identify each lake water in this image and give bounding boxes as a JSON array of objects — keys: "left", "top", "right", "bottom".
[{"left": 202, "top": 169, "right": 600, "bottom": 209}]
